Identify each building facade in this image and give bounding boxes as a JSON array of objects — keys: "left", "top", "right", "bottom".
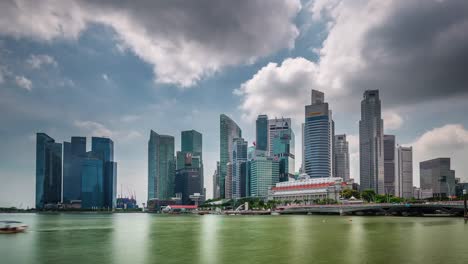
[
  {"left": 333, "top": 134, "right": 350, "bottom": 181},
  {"left": 80, "top": 156, "right": 104, "bottom": 209},
  {"left": 383, "top": 135, "right": 396, "bottom": 195},
  {"left": 63, "top": 136, "right": 86, "bottom": 203},
  {"left": 268, "top": 117, "right": 292, "bottom": 157},
  {"left": 256, "top": 115, "right": 268, "bottom": 152},
  {"left": 359, "top": 90, "right": 385, "bottom": 194},
  {"left": 304, "top": 90, "right": 334, "bottom": 178},
  {"left": 148, "top": 130, "right": 175, "bottom": 201},
  {"left": 420, "top": 158, "right": 456, "bottom": 198},
  {"left": 271, "top": 129, "right": 295, "bottom": 182},
  {"left": 396, "top": 146, "right": 413, "bottom": 199},
  {"left": 35, "top": 133, "right": 62, "bottom": 209},
  {"left": 249, "top": 157, "right": 279, "bottom": 198},
  {"left": 232, "top": 138, "right": 248, "bottom": 198},
  {"left": 219, "top": 114, "right": 242, "bottom": 198}
]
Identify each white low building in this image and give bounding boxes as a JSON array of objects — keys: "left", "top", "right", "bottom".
[{"left": 268, "top": 177, "right": 353, "bottom": 202}]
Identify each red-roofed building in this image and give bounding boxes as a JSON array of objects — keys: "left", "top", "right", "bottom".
[{"left": 268, "top": 177, "right": 353, "bottom": 203}]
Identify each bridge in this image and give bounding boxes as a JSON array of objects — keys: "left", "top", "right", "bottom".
[{"left": 275, "top": 202, "right": 466, "bottom": 216}]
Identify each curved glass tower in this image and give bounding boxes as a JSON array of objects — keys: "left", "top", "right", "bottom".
[{"left": 219, "top": 114, "right": 242, "bottom": 198}]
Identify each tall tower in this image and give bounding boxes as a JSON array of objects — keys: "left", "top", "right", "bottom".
[
  {"left": 268, "top": 117, "right": 292, "bottom": 157},
  {"left": 232, "top": 138, "right": 248, "bottom": 198},
  {"left": 396, "top": 146, "right": 413, "bottom": 199},
  {"left": 256, "top": 115, "right": 268, "bottom": 152},
  {"left": 359, "top": 90, "right": 384, "bottom": 194},
  {"left": 304, "top": 90, "right": 334, "bottom": 178},
  {"left": 36, "top": 133, "right": 62, "bottom": 209},
  {"left": 148, "top": 130, "right": 175, "bottom": 201},
  {"left": 334, "top": 134, "right": 350, "bottom": 181},
  {"left": 383, "top": 135, "right": 396, "bottom": 195},
  {"left": 219, "top": 114, "right": 242, "bottom": 198}
]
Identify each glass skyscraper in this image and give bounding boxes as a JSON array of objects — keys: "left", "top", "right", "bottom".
[
  {"left": 63, "top": 136, "right": 86, "bottom": 203},
  {"left": 268, "top": 118, "right": 292, "bottom": 157},
  {"left": 35, "top": 133, "right": 62, "bottom": 209},
  {"left": 334, "top": 134, "right": 350, "bottom": 181},
  {"left": 383, "top": 135, "right": 396, "bottom": 195},
  {"left": 304, "top": 90, "right": 334, "bottom": 178},
  {"left": 81, "top": 156, "right": 104, "bottom": 209},
  {"left": 92, "top": 137, "right": 114, "bottom": 162},
  {"left": 232, "top": 138, "right": 248, "bottom": 198},
  {"left": 181, "top": 130, "right": 202, "bottom": 157},
  {"left": 271, "top": 128, "right": 295, "bottom": 182},
  {"left": 256, "top": 115, "right": 268, "bottom": 151},
  {"left": 359, "top": 90, "right": 384, "bottom": 194},
  {"left": 148, "top": 130, "right": 175, "bottom": 201},
  {"left": 249, "top": 157, "right": 279, "bottom": 198},
  {"left": 219, "top": 114, "right": 242, "bottom": 198}
]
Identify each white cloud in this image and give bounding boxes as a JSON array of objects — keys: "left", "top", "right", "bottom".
[
  {"left": 102, "top": 73, "right": 109, "bottom": 82},
  {"left": 0, "top": 0, "right": 302, "bottom": 87},
  {"left": 74, "top": 120, "right": 113, "bottom": 138},
  {"left": 15, "top": 75, "right": 32, "bottom": 91},
  {"left": 383, "top": 110, "right": 403, "bottom": 131},
  {"left": 409, "top": 124, "right": 468, "bottom": 186},
  {"left": 26, "top": 54, "right": 57, "bottom": 69}
]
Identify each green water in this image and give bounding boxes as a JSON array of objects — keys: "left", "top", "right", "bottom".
[{"left": 1, "top": 213, "right": 467, "bottom": 264}]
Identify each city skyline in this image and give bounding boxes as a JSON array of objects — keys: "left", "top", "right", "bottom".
[{"left": 2, "top": 0, "right": 468, "bottom": 207}]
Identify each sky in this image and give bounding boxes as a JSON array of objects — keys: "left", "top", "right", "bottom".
[{"left": 1, "top": 0, "right": 468, "bottom": 208}]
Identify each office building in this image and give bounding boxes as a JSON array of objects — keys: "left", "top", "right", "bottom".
[
  {"left": 148, "top": 130, "right": 175, "bottom": 201},
  {"left": 219, "top": 114, "right": 242, "bottom": 198},
  {"left": 268, "top": 117, "right": 292, "bottom": 157},
  {"left": 359, "top": 90, "right": 384, "bottom": 194},
  {"left": 232, "top": 138, "right": 248, "bottom": 198},
  {"left": 304, "top": 90, "right": 334, "bottom": 178},
  {"left": 271, "top": 128, "right": 295, "bottom": 182},
  {"left": 396, "top": 146, "right": 413, "bottom": 199},
  {"left": 383, "top": 135, "right": 396, "bottom": 195},
  {"left": 213, "top": 162, "right": 220, "bottom": 199},
  {"left": 35, "top": 133, "right": 62, "bottom": 209},
  {"left": 420, "top": 158, "right": 456, "bottom": 198},
  {"left": 175, "top": 167, "right": 203, "bottom": 205},
  {"left": 63, "top": 136, "right": 86, "bottom": 203},
  {"left": 80, "top": 155, "right": 104, "bottom": 209},
  {"left": 334, "top": 134, "right": 350, "bottom": 181},
  {"left": 249, "top": 157, "right": 279, "bottom": 198},
  {"left": 225, "top": 162, "right": 233, "bottom": 199},
  {"left": 181, "top": 130, "right": 202, "bottom": 157},
  {"left": 256, "top": 115, "right": 268, "bottom": 151}
]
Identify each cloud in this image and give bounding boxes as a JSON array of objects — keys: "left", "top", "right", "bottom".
[
  {"left": 0, "top": 0, "right": 302, "bottom": 87},
  {"left": 74, "top": 120, "right": 113, "bottom": 138},
  {"left": 15, "top": 75, "right": 32, "bottom": 91},
  {"left": 102, "top": 73, "right": 109, "bottom": 82},
  {"left": 26, "top": 54, "right": 57, "bottom": 69},
  {"left": 410, "top": 124, "right": 468, "bottom": 185},
  {"left": 237, "top": 0, "right": 468, "bottom": 122},
  {"left": 382, "top": 110, "right": 403, "bottom": 131}
]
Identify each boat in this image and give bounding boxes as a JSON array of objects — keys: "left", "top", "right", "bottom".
[{"left": 0, "top": 221, "right": 28, "bottom": 234}]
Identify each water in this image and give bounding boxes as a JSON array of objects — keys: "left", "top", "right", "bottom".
[{"left": 1, "top": 213, "right": 467, "bottom": 264}]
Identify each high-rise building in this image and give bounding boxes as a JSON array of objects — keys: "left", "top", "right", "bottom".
[
  {"left": 175, "top": 163, "right": 203, "bottom": 205},
  {"left": 334, "top": 134, "right": 350, "bottom": 181},
  {"left": 219, "top": 114, "right": 242, "bottom": 198},
  {"left": 359, "top": 90, "right": 384, "bottom": 194},
  {"left": 35, "top": 133, "right": 62, "bottom": 209},
  {"left": 91, "top": 137, "right": 117, "bottom": 208},
  {"left": 304, "top": 90, "right": 334, "bottom": 178},
  {"left": 181, "top": 130, "right": 202, "bottom": 157},
  {"left": 268, "top": 118, "right": 292, "bottom": 157},
  {"left": 92, "top": 137, "right": 114, "bottom": 162},
  {"left": 420, "top": 158, "right": 456, "bottom": 198},
  {"left": 225, "top": 162, "right": 233, "bottom": 199},
  {"left": 80, "top": 155, "right": 104, "bottom": 209},
  {"left": 232, "top": 138, "right": 248, "bottom": 198},
  {"left": 256, "top": 115, "right": 268, "bottom": 151},
  {"left": 148, "top": 130, "right": 175, "bottom": 201},
  {"left": 249, "top": 157, "right": 279, "bottom": 197},
  {"left": 301, "top": 123, "right": 305, "bottom": 173},
  {"left": 213, "top": 162, "right": 220, "bottom": 199},
  {"left": 271, "top": 128, "right": 295, "bottom": 182},
  {"left": 63, "top": 136, "right": 86, "bottom": 203},
  {"left": 383, "top": 135, "right": 396, "bottom": 195},
  {"left": 396, "top": 146, "right": 413, "bottom": 199}
]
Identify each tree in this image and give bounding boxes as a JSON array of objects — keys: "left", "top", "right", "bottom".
[
  {"left": 361, "top": 189, "right": 376, "bottom": 202},
  {"left": 341, "top": 189, "right": 361, "bottom": 199}
]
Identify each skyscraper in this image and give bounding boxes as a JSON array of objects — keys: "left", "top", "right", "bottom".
[
  {"left": 396, "top": 146, "right": 413, "bottom": 199},
  {"left": 91, "top": 137, "right": 117, "bottom": 209},
  {"left": 213, "top": 162, "right": 220, "bottom": 199},
  {"left": 92, "top": 137, "right": 114, "bottom": 162},
  {"left": 181, "top": 130, "right": 202, "bottom": 157},
  {"left": 225, "top": 162, "right": 233, "bottom": 199},
  {"left": 383, "top": 135, "right": 396, "bottom": 195},
  {"left": 256, "top": 115, "right": 268, "bottom": 151},
  {"left": 232, "top": 138, "right": 248, "bottom": 198},
  {"left": 249, "top": 156, "right": 279, "bottom": 197},
  {"left": 420, "top": 158, "right": 456, "bottom": 198},
  {"left": 359, "top": 90, "right": 384, "bottom": 194},
  {"left": 148, "top": 130, "right": 175, "bottom": 201},
  {"left": 334, "top": 134, "right": 350, "bottom": 181},
  {"left": 268, "top": 118, "right": 292, "bottom": 157},
  {"left": 271, "top": 128, "right": 295, "bottom": 182},
  {"left": 63, "top": 136, "right": 86, "bottom": 203},
  {"left": 35, "top": 133, "right": 62, "bottom": 209},
  {"left": 304, "top": 90, "right": 334, "bottom": 178},
  {"left": 219, "top": 114, "right": 242, "bottom": 198},
  {"left": 80, "top": 155, "right": 104, "bottom": 209}
]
